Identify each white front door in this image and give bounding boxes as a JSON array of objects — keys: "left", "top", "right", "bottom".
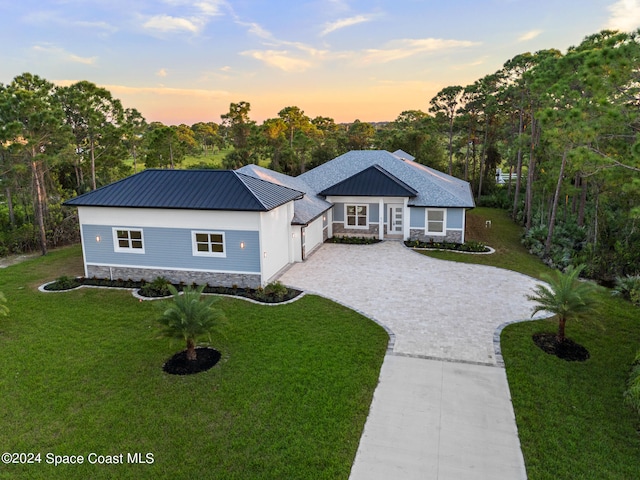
[{"left": 388, "top": 205, "right": 403, "bottom": 235}]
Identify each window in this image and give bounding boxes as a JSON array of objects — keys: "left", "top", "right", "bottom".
[
  {"left": 426, "top": 209, "right": 445, "bottom": 234},
  {"left": 346, "top": 204, "right": 368, "bottom": 228},
  {"left": 113, "top": 228, "right": 145, "bottom": 253},
  {"left": 192, "top": 231, "right": 226, "bottom": 257}
]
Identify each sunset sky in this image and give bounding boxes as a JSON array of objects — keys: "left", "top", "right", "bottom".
[{"left": 1, "top": 0, "right": 639, "bottom": 125}]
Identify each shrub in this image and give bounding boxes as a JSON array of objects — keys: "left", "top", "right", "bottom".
[
  {"left": 327, "top": 236, "right": 380, "bottom": 245},
  {"left": 45, "top": 275, "right": 81, "bottom": 291},
  {"left": 405, "top": 240, "right": 489, "bottom": 253},
  {"left": 139, "top": 276, "right": 172, "bottom": 297},
  {"left": 612, "top": 275, "right": 640, "bottom": 306},
  {"left": 264, "top": 281, "right": 288, "bottom": 301},
  {"left": 624, "top": 351, "right": 640, "bottom": 416}
]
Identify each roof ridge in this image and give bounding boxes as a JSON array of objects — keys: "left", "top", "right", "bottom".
[{"left": 233, "top": 171, "right": 269, "bottom": 210}]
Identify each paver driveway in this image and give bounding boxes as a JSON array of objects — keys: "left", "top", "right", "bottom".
[
  {"left": 279, "top": 241, "right": 543, "bottom": 365},
  {"left": 277, "top": 241, "right": 545, "bottom": 480}
]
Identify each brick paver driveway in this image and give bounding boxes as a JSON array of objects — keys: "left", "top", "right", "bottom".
[{"left": 278, "top": 241, "right": 543, "bottom": 365}]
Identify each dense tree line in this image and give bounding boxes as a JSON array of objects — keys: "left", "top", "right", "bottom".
[{"left": 1, "top": 29, "right": 639, "bottom": 282}]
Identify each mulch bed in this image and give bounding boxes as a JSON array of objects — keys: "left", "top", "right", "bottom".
[
  {"left": 532, "top": 333, "right": 590, "bottom": 362},
  {"left": 163, "top": 347, "right": 221, "bottom": 375}
]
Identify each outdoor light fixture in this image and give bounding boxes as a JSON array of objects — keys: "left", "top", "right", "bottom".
[
  {"left": 240, "top": 242, "right": 245, "bottom": 249},
  {"left": 96, "top": 235, "right": 101, "bottom": 243}
]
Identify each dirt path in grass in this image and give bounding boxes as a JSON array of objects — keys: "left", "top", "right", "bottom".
[{"left": 0, "top": 252, "right": 41, "bottom": 268}]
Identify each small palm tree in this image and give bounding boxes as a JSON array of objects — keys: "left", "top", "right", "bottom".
[
  {"left": 157, "top": 284, "right": 225, "bottom": 361},
  {"left": 528, "top": 264, "right": 599, "bottom": 343},
  {"left": 0, "top": 292, "right": 8, "bottom": 317}
]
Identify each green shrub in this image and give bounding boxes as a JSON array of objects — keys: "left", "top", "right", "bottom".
[
  {"left": 327, "top": 236, "right": 380, "bottom": 245},
  {"left": 139, "top": 276, "right": 172, "bottom": 297},
  {"left": 405, "top": 240, "right": 489, "bottom": 253},
  {"left": 264, "top": 281, "right": 288, "bottom": 301},
  {"left": 612, "top": 275, "right": 640, "bottom": 306},
  {"left": 624, "top": 351, "right": 640, "bottom": 416},
  {"left": 45, "top": 275, "right": 81, "bottom": 291}
]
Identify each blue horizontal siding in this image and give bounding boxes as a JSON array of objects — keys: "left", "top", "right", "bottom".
[
  {"left": 82, "top": 224, "right": 260, "bottom": 273},
  {"left": 447, "top": 208, "right": 463, "bottom": 229},
  {"left": 410, "top": 207, "right": 425, "bottom": 228},
  {"left": 410, "top": 207, "right": 464, "bottom": 229}
]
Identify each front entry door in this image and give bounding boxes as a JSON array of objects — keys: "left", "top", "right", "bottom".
[{"left": 388, "top": 205, "right": 403, "bottom": 235}]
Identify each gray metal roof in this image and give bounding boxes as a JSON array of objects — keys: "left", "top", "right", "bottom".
[
  {"left": 319, "top": 165, "right": 418, "bottom": 197},
  {"left": 237, "top": 164, "right": 332, "bottom": 224},
  {"left": 299, "top": 150, "right": 475, "bottom": 208},
  {"left": 64, "top": 169, "right": 303, "bottom": 211}
]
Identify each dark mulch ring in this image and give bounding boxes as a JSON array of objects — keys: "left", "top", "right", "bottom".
[
  {"left": 163, "top": 347, "right": 221, "bottom": 375},
  {"left": 532, "top": 333, "right": 590, "bottom": 362}
]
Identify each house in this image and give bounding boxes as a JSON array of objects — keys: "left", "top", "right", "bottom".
[{"left": 64, "top": 150, "right": 474, "bottom": 288}]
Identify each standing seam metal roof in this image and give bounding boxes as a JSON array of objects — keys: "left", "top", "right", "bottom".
[
  {"left": 63, "top": 169, "right": 303, "bottom": 211},
  {"left": 319, "top": 165, "right": 418, "bottom": 197}
]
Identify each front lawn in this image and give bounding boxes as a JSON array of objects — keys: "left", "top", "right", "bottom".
[{"left": 0, "top": 246, "right": 388, "bottom": 479}]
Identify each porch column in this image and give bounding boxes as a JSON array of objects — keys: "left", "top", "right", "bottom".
[
  {"left": 378, "top": 198, "right": 384, "bottom": 240},
  {"left": 403, "top": 197, "right": 410, "bottom": 240}
]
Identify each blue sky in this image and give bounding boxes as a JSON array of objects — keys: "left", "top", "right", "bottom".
[{"left": 1, "top": 0, "right": 639, "bottom": 125}]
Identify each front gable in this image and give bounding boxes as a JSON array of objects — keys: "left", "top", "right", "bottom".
[{"left": 318, "top": 165, "right": 418, "bottom": 197}]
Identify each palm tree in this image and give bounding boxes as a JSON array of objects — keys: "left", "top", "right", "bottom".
[
  {"left": 157, "top": 284, "right": 225, "bottom": 361},
  {"left": 528, "top": 264, "right": 599, "bottom": 343},
  {"left": 0, "top": 292, "right": 8, "bottom": 317}
]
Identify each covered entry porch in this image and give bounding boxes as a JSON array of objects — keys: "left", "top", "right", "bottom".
[{"left": 326, "top": 195, "right": 412, "bottom": 241}]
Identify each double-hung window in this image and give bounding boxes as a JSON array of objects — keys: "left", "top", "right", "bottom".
[
  {"left": 346, "top": 204, "right": 368, "bottom": 228},
  {"left": 113, "top": 228, "right": 145, "bottom": 253},
  {"left": 425, "top": 209, "right": 445, "bottom": 235},
  {"left": 192, "top": 231, "right": 226, "bottom": 257}
]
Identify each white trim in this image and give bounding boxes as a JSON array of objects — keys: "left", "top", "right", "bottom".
[
  {"left": 345, "top": 203, "right": 369, "bottom": 229},
  {"left": 112, "top": 227, "right": 145, "bottom": 253},
  {"left": 425, "top": 208, "right": 447, "bottom": 236},
  {"left": 191, "top": 230, "right": 226, "bottom": 258},
  {"left": 86, "top": 262, "right": 260, "bottom": 275}
]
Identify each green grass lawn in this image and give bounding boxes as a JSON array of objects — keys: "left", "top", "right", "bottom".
[
  {"left": 0, "top": 246, "right": 388, "bottom": 479},
  {"left": 425, "top": 207, "right": 640, "bottom": 479}
]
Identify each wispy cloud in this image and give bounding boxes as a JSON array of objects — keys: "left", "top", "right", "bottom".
[
  {"left": 606, "top": 0, "right": 640, "bottom": 31},
  {"left": 241, "top": 50, "right": 314, "bottom": 72},
  {"left": 97, "top": 84, "right": 230, "bottom": 99},
  {"left": 320, "top": 14, "right": 376, "bottom": 36},
  {"left": 357, "top": 38, "right": 480, "bottom": 65},
  {"left": 23, "top": 11, "right": 118, "bottom": 34},
  {"left": 518, "top": 29, "right": 542, "bottom": 42},
  {"left": 141, "top": 0, "right": 225, "bottom": 35},
  {"left": 143, "top": 14, "right": 202, "bottom": 33},
  {"left": 32, "top": 44, "right": 97, "bottom": 65},
  {"left": 156, "top": 68, "right": 169, "bottom": 77}
]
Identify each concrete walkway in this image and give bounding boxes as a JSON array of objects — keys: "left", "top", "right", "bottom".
[{"left": 277, "top": 241, "right": 544, "bottom": 480}]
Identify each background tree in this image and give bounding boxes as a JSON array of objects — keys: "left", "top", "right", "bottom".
[
  {"left": 57, "top": 80, "right": 126, "bottom": 191},
  {"left": 144, "top": 123, "right": 196, "bottom": 169},
  {"left": 429, "top": 85, "right": 464, "bottom": 175},
  {"left": 0, "top": 73, "right": 72, "bottom": 255},
  {"left": 221, "top": 101, "right": 258, "bottom": 168},
  {"left": 345, "top": 120, "right": 375, "bottom": 150},
  {"left": 122, "top": 108, "right": 147, "bottom": 174}
]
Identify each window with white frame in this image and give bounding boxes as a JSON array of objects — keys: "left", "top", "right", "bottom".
[
  {"left": 192, "top": 231, "right": 226, "bottom": 257},
  {"left": 426, "top": 209, "right": 445, "bottom": 234},
  {"left": 113, "top": 228, "right": 145, "bottom": 253},
  {"left": 346, "top": 204, "right": 368, "bottom": 228}
]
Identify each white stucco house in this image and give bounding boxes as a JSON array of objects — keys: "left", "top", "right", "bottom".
[{"left": 64, "top": 150, "right": 474, "bottom": 288}]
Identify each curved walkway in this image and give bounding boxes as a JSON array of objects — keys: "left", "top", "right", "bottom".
[{"left": 277, "top": 241, "right": 545, "bottom": 480}]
